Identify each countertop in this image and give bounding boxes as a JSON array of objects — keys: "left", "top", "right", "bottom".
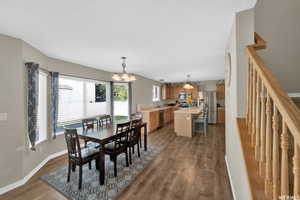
[
  {"left": 140, "top": 106, "right": 176, "bottom": 113},
  {"left": 174, "top": 107, "right": 201, "bottom": 114}
]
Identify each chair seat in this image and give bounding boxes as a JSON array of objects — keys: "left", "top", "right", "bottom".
[
  {"left": 104, "top": 142, "right": 127, "bottom": 153},
  {"left": 86, "top": 141, "right": 100, "bottom": 149},
  {"left": 104, "top": 142, "right": 115, "bottom": 151},
  {"left": 71, "top": 147, "right": 100, "bottom": 160}
]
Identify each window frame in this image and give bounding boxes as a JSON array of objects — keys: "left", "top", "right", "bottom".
[{"left": 152, "top": 85, "right": 161, "bottom": 102}]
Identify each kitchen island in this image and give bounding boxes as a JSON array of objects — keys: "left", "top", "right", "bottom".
[{"left": 174, "top": 107, "right": 202, "bottom": 137}]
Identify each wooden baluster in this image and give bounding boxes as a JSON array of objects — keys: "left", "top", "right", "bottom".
[
  {"left": 248, "top": 60, "right": 253, "bottom": 133},
  {"left": 265, "top": 94, "right": 272, "bottom": 197},
  {"left": 255, "top": 77, "right": 261, "bottom": 161},
  {"left": 252, "top": 69, "right": 257, "bottom": 147},
  {"left": 259, "top": 85, "right": 266, "bottom": 177},
  {"left": 280, "top": 122, "right": 289, "bottom": 197},
  {"left": 294, "top": 142, "right": 300, "bottom": 200},
  {"left": 272, "top": 105, "right": 280, "bottom": 200}
]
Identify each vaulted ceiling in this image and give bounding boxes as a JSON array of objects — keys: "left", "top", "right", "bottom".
[{"left": 0, "top": 0, "right": 255, "bottom": 82}]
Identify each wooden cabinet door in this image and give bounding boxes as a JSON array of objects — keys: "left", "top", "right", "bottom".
[
  {"left": 174, "top": 86, "right": 182, "bottom": 99},
  {"left": 161, "top": 84, "right": 167, "bottom": 100},
  {"left": 166, "top": 86, "right": 171, "bottom": 99},
  {"left": 149, "top": 111, "right": 159, "bottom": 132},
  {"left": 216, "top": 83, "right": 225, "bottom": 99},
  {"left": 217, "top": 107, "right": 225, "bottom": 123}
]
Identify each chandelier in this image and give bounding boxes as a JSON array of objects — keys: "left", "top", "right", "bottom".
[
  {"left": 183, "top": 74, "right": 194, "bottom": 90},
  {"left": 112, "top": 57, "right": 136, "bottom": 82}
]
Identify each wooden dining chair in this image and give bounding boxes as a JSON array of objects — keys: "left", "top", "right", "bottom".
[
  {"left": 131, "top": 118, "right": 143, "bottom": 148},
  {"left": 82, "top": 118, "right": 99, "bottom": 148},
  {"left": 104, "top": 121, "right": 130, "bottom": 177},
  {"left": 99, "top": 115, "right": 112, "bottom": 127},
  {"left": 82, "top": 118, "right": 97, "bottom": 130},
  {"left": 64, "top": 128, "right": 100, "bottom": 190},
  {"left": 127, "top": 126, "right": 141, "bottom": 164}
]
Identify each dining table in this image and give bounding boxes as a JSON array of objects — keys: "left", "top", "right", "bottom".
[{"left": 77, "top": 121, "right": 147, "bottom": 185}]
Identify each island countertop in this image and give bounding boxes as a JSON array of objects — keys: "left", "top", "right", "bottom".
[
  {"left": 174, "top": 107, "right": 202, "bottom": 114},
  {"left": 140, "top": 106, "right": 176, "bottom": 113}
]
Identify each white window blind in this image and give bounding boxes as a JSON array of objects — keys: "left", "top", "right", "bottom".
[
  {"left": 37, "top": 71, "right": 48, "bottom": 144},
  {"left": 58, "top": 76, "right": 110, "bottom": 124}
]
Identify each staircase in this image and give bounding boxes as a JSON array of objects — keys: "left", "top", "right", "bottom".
[{"left": 238, "top": 33, "right": 300, "bottom": 200}]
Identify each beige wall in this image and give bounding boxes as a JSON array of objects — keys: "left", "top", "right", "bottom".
[
  {"left": 255, "top": 0, "right": 300, "bottom": 93},
  {"left": 225, "top": 8, "right": 255, "bottom": 200},
  {"left": 0, "top": 34, "right": 160, "bottom": 189},
  {"left": 0, "top": 35, "right": 24, "bottom": 188}
]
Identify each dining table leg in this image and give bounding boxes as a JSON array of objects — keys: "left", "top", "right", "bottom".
[
  {"left": 99, "top": 144, "right": 105, "bottom": 185},
  {"left": 144, "top": 125, "right": 147, "bottom": 152}
]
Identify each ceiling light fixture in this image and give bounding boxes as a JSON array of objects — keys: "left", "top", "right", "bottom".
[
  {"left": 183, "top": 74, "right": 194, "bottom": 90},
  {"left": 112, "top": 57, "right": 136, "bottom": 82}
]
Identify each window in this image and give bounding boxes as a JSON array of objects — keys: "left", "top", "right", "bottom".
[
  {"left": 56, "top": 76, "right": 110, "bottom": 132},
  {"left": 113, "top": 82, "right": 129, "bottom": 121},
  {"left": 152, "top": 85, "right": 160, "bottom": 102},
  {"left": 36, "top": 71, "right": 48, "bottom": 144}
]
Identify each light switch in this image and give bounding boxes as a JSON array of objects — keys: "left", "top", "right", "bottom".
[{"left": 0, "top": 113, "right": 8, "bottom": 121}]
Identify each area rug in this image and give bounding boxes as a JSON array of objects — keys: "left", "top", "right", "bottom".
[{"left": 41, "top": 145, "right": 160, "bottom": 200}]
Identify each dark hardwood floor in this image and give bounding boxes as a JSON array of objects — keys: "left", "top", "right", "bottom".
[{"left": 0, "top": 123, "right": 233, "bottom": 200}]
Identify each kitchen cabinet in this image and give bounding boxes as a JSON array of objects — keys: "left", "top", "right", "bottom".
[
  {"left": 149, "top": 111, "right": 159, "bottom": 132},
  {"left": 217, "top": 107, "right": 225, "bottom": 124},
  {"left": 161, "top": 84, "right": 167, "bottom": 100},
  {"left": 174, "top": 107, "right": 201, "bottom": 138},
  {"left": 163, "top": 107, "right": 175, "bottom": 123},
  {"left": 162, "top": 84, "right": 198, "bottom": 100},
  {"left": 141, "top": 107, "right": 175, "bottom": 132},
  {"left": 161, "top": 84, "right": 172, "bottom": 99},
  {"left": 216, "top": 83, "right": 225, "bottom": 100}
]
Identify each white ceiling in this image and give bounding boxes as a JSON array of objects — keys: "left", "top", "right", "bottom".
[{"left": 0, "top": 0, "right": 255, "bottom": 82}]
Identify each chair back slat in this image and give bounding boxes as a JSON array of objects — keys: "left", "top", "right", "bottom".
[
  {"left": 64, "top": 128, "right": 82, "bottom": 159},
  {"left": 100, "top": 115, "right": 112, "bottom": 127},
  {"left": 82, "top": 118, "right": 97, "bottom": 131},
  {"left": 131, "top": 118, "right": 142, "bottom": 129}
]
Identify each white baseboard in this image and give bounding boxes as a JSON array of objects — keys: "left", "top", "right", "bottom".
[
  {"left": 0, "top": 149, "right": 67, "bottom": 195},
  {"left": 225, "top": 155, "right": 237, "bottom": 200}
]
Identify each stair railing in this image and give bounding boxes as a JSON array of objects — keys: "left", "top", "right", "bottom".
[{"left": 246, "top": 33, "right": 300, "bottom": 200}]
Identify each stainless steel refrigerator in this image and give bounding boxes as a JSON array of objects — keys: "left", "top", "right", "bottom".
[{"left": 202, "top": 91, "right": 217, "bottom": 124}]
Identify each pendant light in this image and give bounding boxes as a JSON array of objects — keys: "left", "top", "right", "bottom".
[
  {"left": 183, "top": 74, "right": 194, "bottom": 90},
  {"left": 112, "top": 57, "right": 136, "bottom": 82}
]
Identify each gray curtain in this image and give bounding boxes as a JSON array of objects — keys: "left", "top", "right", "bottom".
[
  {"left": 26, "top": 62, "right": 39, "bottom": 151},
  {"left": 50, "top": 72, "right": 59, "bottom": 138}
]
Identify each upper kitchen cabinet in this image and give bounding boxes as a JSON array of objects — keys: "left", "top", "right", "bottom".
[
  {"left": 161, "top": 84, "right": 172, "bottom": 100},
  {"left": 161, "top": 84, "right": 167, "bottom": 100},
  {"left": 162, "top": 84, "right": 199, "bottom": 99},
  {"left": 216, "top": 83, "right": 225, "bottom": 100}
]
